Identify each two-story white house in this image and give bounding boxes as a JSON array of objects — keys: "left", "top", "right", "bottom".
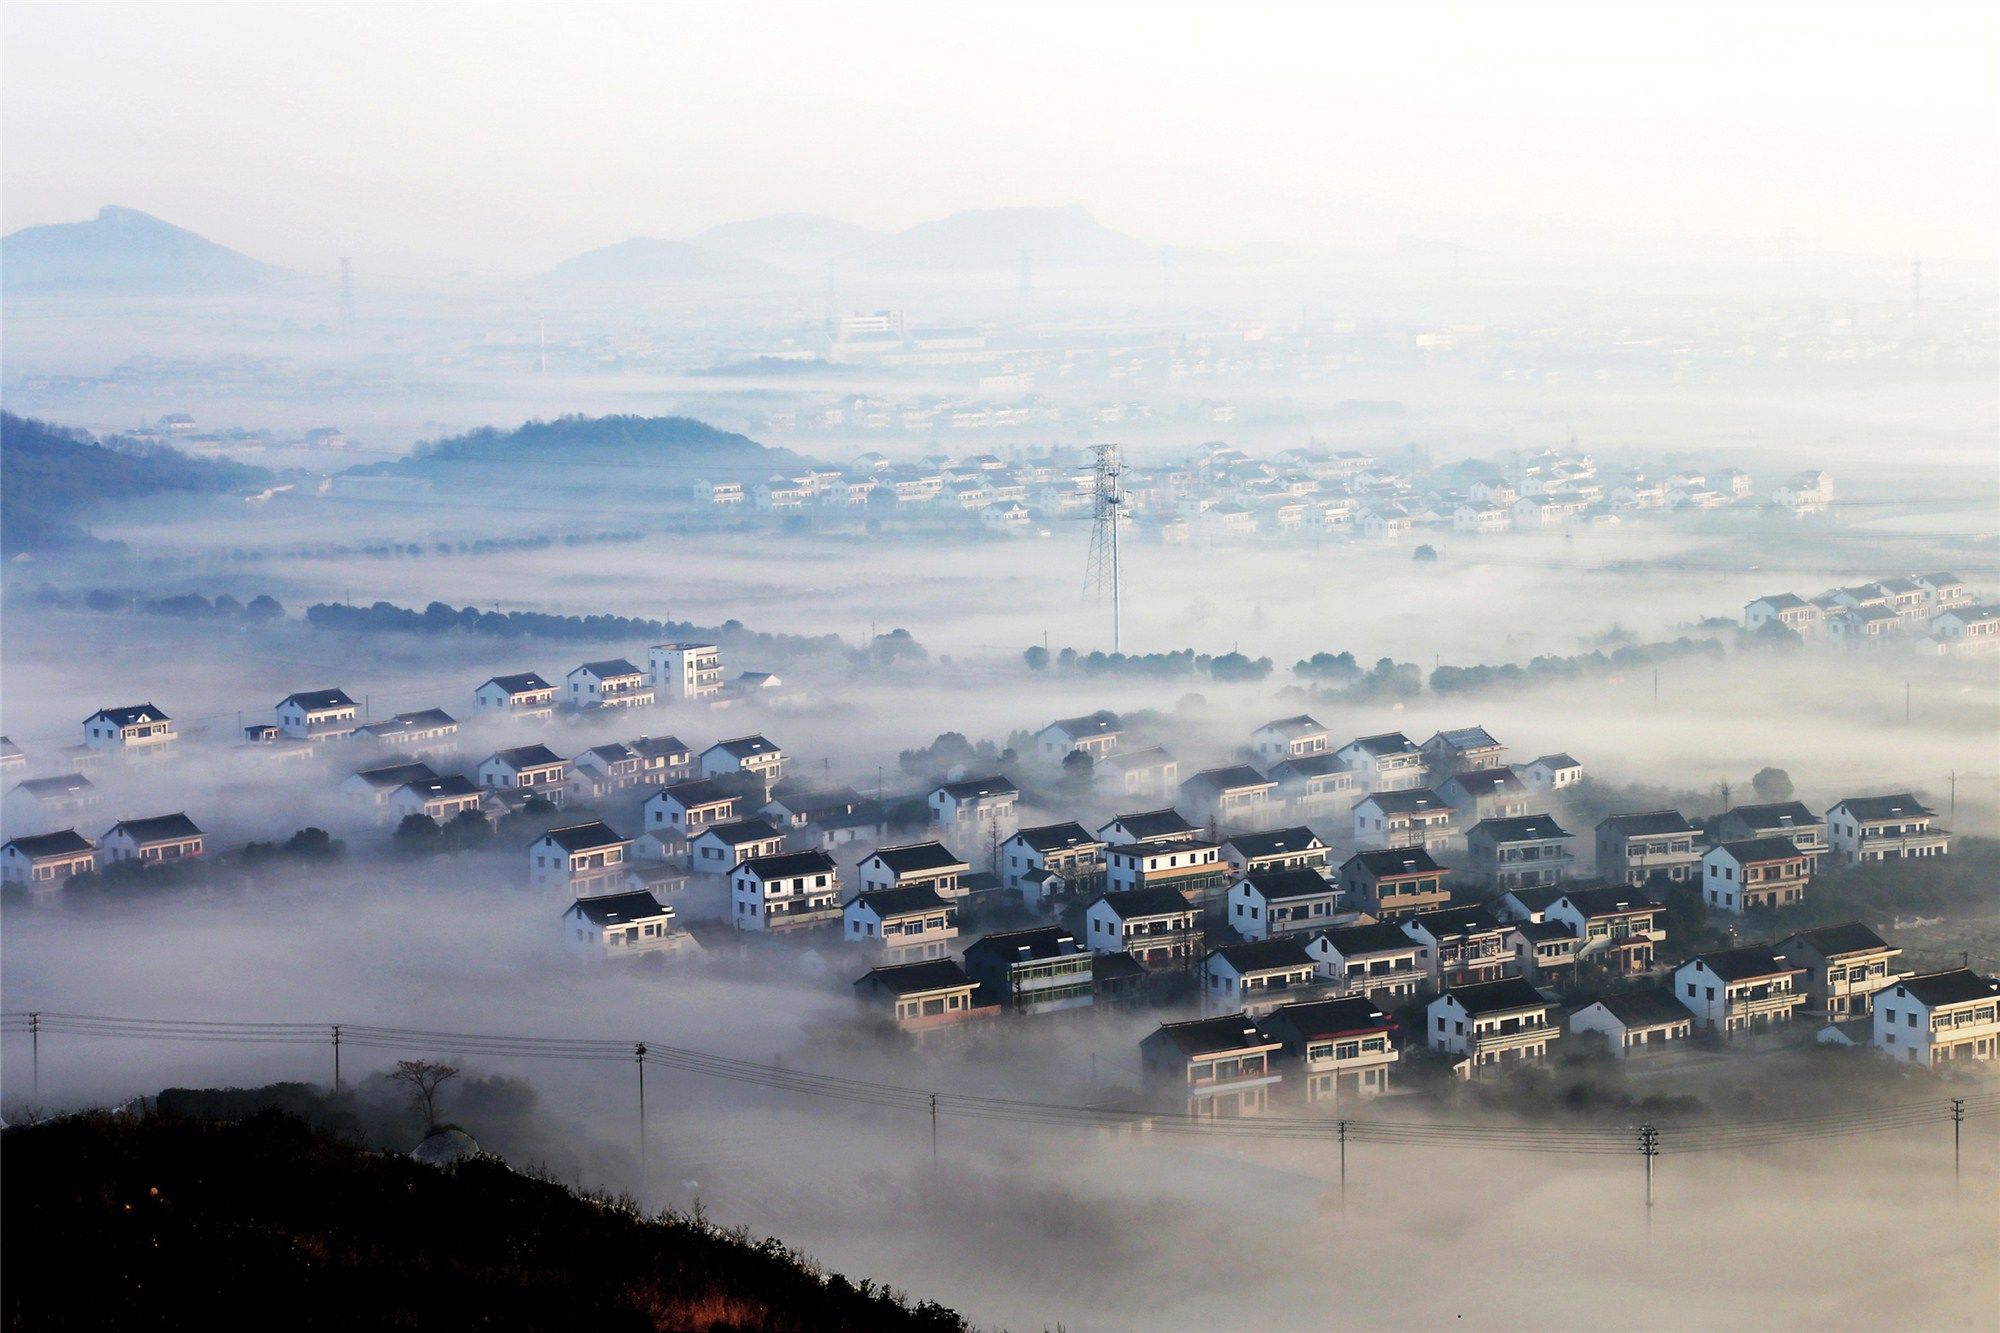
[
  {"left": 1352, "top": 788, "right": 1454, "bottom": 852},
  {"left": 1266, "top": 996, "right": 1399, "bottom": 1102},
  {"left": 1873, "top": 970, "right": 2000, "bottom": 1067},
  {"left": 1000, "top": 822, "right": 1105, "bottom": 913},
  {"left": 1714, "top": 802, "right": 1829, "bottom": 867},
  {"left": 1402, "top": 904, "right": 1518, "bottom": 989},
  {"left": 567, "top": 659, "right": 654, "bottom": 711},
  {"left": 1085, "top": 887, "right": 1202, "bottom": 968},
  {"left": 701, "top": 735, "right": 785, "bottom": 793},
  {"left": 1337, "top": 847, "right": 1451, "bottom": 919},
  {"left": 844, "top": 886, "right": 959, "bottom": 961},
  {"left": 1097, "top": 747, "right": 1180, "bottom": 802},
  {"left": 562, "top": 891, "right": 691, "bottom": 960},
  {"left": 478, "top": 745, "right": 569, "bottom": 804},
  {"left": 1595, "top": 811, "right": 1702, "bottom": 885},
  {"left": 1202, "top": 939, "right": 1320, "bottom": 1016},
  {"left": 728, "top": 849, "right": 840, "bottom": 932},
  {"left": 342, "top": 761, "right": 440, "bottom": 821},
  {"left": 97, "top": 813, "right": 205, "bottom": 868},
  {"left": 1227, "top": 868, "right": 1345, "bottom": 941},
  {"left": 1334, "top": 732, "right": 1426, "bottom": 792},
  {"left": 1674, "top": 946, "right": 1807, "bottom": 1034},
  {"left": 1463, "top": 815, "right": 1575, "bottom": 892},
  {"left": 1569, "top": 988, "right": 1693, "bottom": 1058},
  {"left": 1519, "top": 752, "right": 1583, "bottom": 793},
  {"left": 928, "top": 775, "right": 1019, "bottom": 844},
  {"left": 1305, "top": 922, "right": 1425, "bottom": 1004},
  {"left": 1033, "top": 711, "right": 1122, "bottom": 763},
  {"left": 2, "top": 829, "right": 99, "bottom": 891},
  {"left": 858, "top": 841, "right": 971, "bottom": 897},
  {"left": 1267, "top": 755, "right": 1355, "bottom": 821},
  {"left": 1178, "top": 766, "right": 1278, "bottom": 832},
  {"left": 474, "top": 672, "right": 558, "bottom": 720},
  {"left": 1140, "top": 1015, "right": 1283, "bottom": 1120},
  {"left": 1427, "top": 977, "right": 1558, "bottom": 1076},
  {"left": 528, "top": 821, "right": 631, "bottom": 896},
  {"left": 81, "top": 704, "right": 177, "bottom": 757},
  {"left": 1250, "top": 715, "right": 1331, "bottom": 766},
  {"left": 390, "top": 775, "right": 485, "bottom": 826},
  {"left": 1825, "top": 794, "right": 1951, "bottom": 864},
  {"left": 277, "top": 688, "right": 359, "bottom": 740},
  {"left": 1700, "top": 838, "right": 1811, "bottom": 913},
  {"left": 1544, "top": 885, "right": 1664, "bottom": 975},
  {"left": 688, "top": 818, "right": 787, "bottom": 876}
]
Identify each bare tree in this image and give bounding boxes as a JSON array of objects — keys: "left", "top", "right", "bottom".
[{"left": 389, "top": 1059, "right": 460, "bottom": 1130}]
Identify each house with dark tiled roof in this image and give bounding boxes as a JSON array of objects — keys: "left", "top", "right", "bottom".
[
  {"left": 1353, "top": 787, "right": 1454, "bottom": 852},
  {"left": 474, "top": 672, "right": 558, "bottom": 719},
  {"left": 1085, "top": 887, "right": 1202, "bottom": 968},
  {"left": 1673, "top": 946, "right": 1806, "bottom": 1034},
  {"left": 1336, "top": 847, "right": 1450, "bottom": 919},
  {"left": 1700, "top": 838, "right": 1811, "bottom": 914},
  {"left": 566, "top": 659, "right": 653, "bottom": 711},
  {"left": 859, "top": 841, "right": 971, "bottom": 897},
  {"left": 1227, "top": 868, "right": 1346, "bottom": 942},
  {"left": 1568, "top": 987, "right": 1692, "bottom": 1057},
  {"left": 1202, "top": 939, "right": 1320, "bottom": 1016},
  {"left": 82, "top": 703, "right": 177, "bottom": 756},
  {"left": 1265, "top": 997, "right": 1399, "bottom": 1102},
  {"left": 1777, "top": 922, "right": 1904, "bottom": 1021},
  {"left": 1428, "top": 977, "right": 1558, "bottom": 1076},
  {"left": 277, "top": 688, "right": 358, "bottom": 739},
  {"left": 844, "top": 886, "right": 958, "bottom": 961},
  {"left": 1825, "top": 794, "right": 1951, "bottom": 865},
  {"left": 528, "top": 821, "right": 630, "bottom": 896},
  {"left": 2, "top": 828, "right": 98, "bottom": 889},
  {"left": 1000, "top": 822, "right": 1105, "bottom": 913},
  {"left": 1873, "top": 970, "right": 2000, "bottom": 1066},
  {"left": 853, "top": 959, "right": 990, "bottom": 1033},
  {"left": 1140, "top": 1014, "right": 1282, "bottom": 1119},
  {"left": 99, "top": 813, "right": 204, "bottom": 867},
  {"left": 563, "top": 891, "right": 690, "bottom": 959},
  {"left": 1594, "top": 811, "right": 1700, "bottom": 886},
  {"left": 1305, "top": 923, "right": 1425, "bottom": 1004},
  {"left": 730, "top": 850, "right": 841, "bottom": 932}
]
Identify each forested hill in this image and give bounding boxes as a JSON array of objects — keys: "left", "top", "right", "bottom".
[
  {"left": 0, "top": 412, "right": 271, "bottom": 556},
  {"left": 3, "top": 1111, "right": 967, "bottom": 1332},
  {"left": 374, "top": 413, "right": 811, "bottom": 485}
]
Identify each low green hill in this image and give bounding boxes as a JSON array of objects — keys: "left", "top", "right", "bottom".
[
  {"left": 378, "top": 413, "right": 809, "bottom": 487},
  {"left": 3, "top": 1111, "right": 965, "bottom": 1331}
]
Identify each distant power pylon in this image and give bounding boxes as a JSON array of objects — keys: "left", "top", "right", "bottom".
[
  {"left": 1083, "top": 442, "right": 1124, "bottom": 652},
  {"left": 338, "top": 257, "right": 355, "bottom": 326}
]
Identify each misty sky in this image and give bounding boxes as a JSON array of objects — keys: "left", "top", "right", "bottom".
[{"left": 3, "top": 1, "right": 1995, "bottom": 282}]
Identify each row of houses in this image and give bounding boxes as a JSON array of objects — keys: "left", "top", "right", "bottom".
[{"left": 1744, "top": 573, "right": 1992, "bottom": 654}]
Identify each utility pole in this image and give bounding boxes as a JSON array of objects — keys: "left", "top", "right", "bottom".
[
  {"left": 1638, "top": 1124, "right": 1660, "bottom": 1209},
  {"left": 331, "top": 1024, "right": 343, "bottom": 1091},
  {"left": 1337, "top": 1119, "right": 1349, "bottom": 1211},
  {"left": 929, "top": 1092, "right": 940, "bottom": 1176},
  {"left": 636, "top": 1043, "right": 649, "bottom": 1200},
  {"left": 1950, "top": 1097, "right": 1964, "bottom": 1193},
  {"left": 29, "top": 1011, "right": 40, "bottom": 1103}
]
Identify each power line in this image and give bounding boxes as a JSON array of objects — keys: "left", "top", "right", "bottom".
[{"left": 5, "top": 1011, "right": 1990, "bottom": 1159}]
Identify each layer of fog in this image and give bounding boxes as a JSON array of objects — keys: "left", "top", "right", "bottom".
[{"left": 2, "top": 865, "right": 1994, "bottom": 1331}]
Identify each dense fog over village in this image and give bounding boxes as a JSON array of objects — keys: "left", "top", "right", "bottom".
[{"left": 2, "top": 3, "right": 1997, "bottom": 1329}]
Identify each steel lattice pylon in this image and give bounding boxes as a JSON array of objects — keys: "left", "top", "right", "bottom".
[{"left": 1083, "top": 442, "right": 1123, "bottom": 653}]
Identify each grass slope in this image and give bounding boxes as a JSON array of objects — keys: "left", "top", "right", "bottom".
[{"left": 2, "top": 1111, "right": 966, "bottom": 1332}]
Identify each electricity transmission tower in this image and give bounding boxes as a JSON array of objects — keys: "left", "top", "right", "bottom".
[{"left": 1083, "top": 442, "right": 1124, "bottom": 652}]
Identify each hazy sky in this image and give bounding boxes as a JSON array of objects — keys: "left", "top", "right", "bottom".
[{"left": 3, "top": 1, "right": 1995, "bottom": 282}]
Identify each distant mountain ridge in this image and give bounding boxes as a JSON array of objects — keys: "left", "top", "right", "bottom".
[
  {"left": 687, "top": 212, "right": 887, "bottom": 273},
  {"left": 857, "top": 204, "right": 1155, "bottom": 271},
  {"left": 537, "top": 237, "right": 795, "bottom": 289},
  {"left": 1, "top": 205, "right": 290, "bottom": 296}
]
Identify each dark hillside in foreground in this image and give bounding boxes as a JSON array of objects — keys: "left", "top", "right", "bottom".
[
  {"left": 0, "top": 412, "right": 270, "bottom": 556},
  {"left": 2, "top": 1112, "right": 965, "bottom": 1332}
]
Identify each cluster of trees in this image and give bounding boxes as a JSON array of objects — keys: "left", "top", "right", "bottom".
[
  {"left": 242, "top": 827, "right": 343, "bottom": 863},
  {"left": 1289, "top": 654, "right": 1424, "bottom": 701},
  {"left": 302, "top": 598, "right": 848, "bottom": 658},
  {"left": 393, "top": 812, "right": 496, "bottom": 854},
  {"left": 20, "top": 584, "right": 285, "bottom": 622},
  {"left": 897, "top": 731, "right": 1013, "bottom": 778},
  {"left": 1428, "top": 636, "right": 1725, "bottom": 694},
  {"left": 1022, "top": 646, "right": 1274, "bottom": 682}
]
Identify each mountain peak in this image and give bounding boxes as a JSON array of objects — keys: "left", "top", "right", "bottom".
[{"left": 2, "top": 205, "right": 287, "bottom": 296}]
